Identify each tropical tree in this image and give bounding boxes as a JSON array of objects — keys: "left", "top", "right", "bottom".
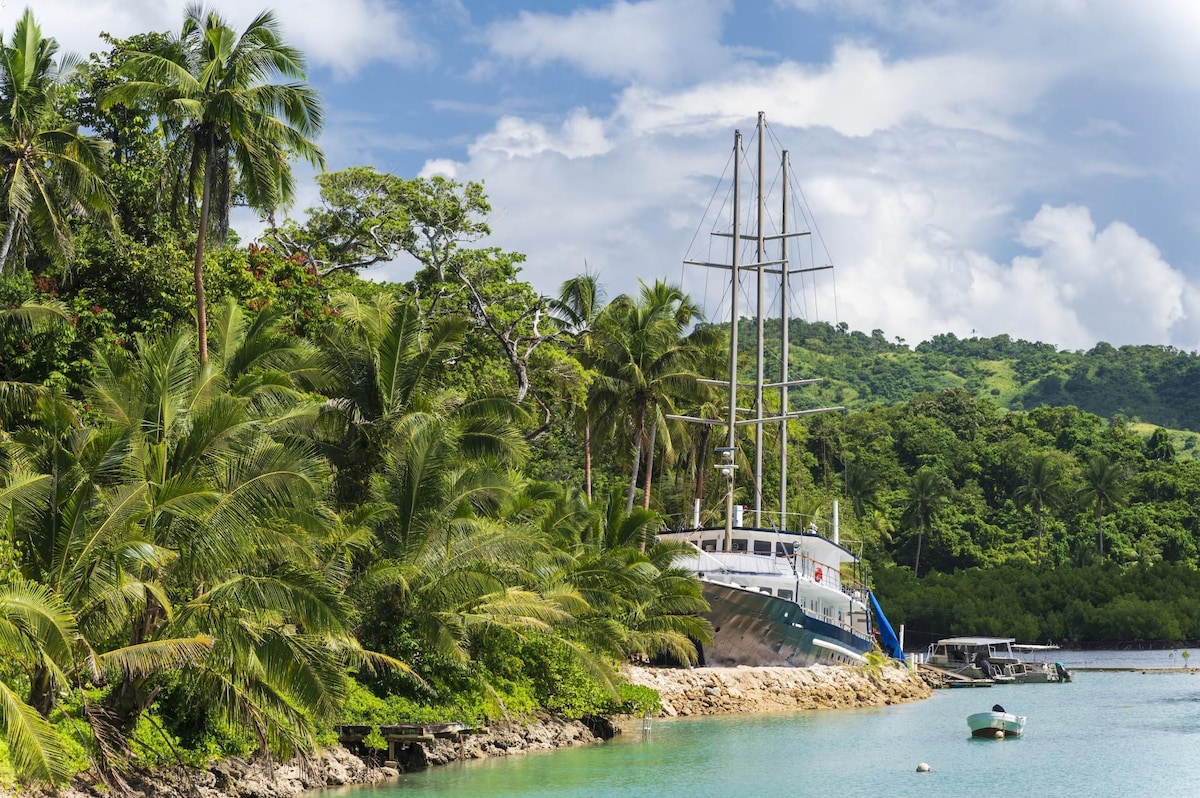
[
  {"left": 37, "top": 317, "right": 375, "bottom": 766},
  {"left": 313, "top": 291, "right": 477, "bottom": 507},
  {"left": 102, "top": 5, "right": 324, "bottom": 364},
  {"left": 1079, "top": 454, "right": 1126, "bottom": 560},
  {"left": 1013, "top": 452, "right": 1067, "bottom": 565},
  {"left": 589, "top": 280, "right": 712, "bottom": 514},
  {"left": 550, "top": 272, "right": 606, "bottom": 499},
  {"left": 0, "top": 8, "right": 111, "bottom": 269},
  {"left": 901, "top": 467, "right": 948, "bottom": 577},
  {"left": 843, "top": 458, "right": 882, "bottom": 520}
]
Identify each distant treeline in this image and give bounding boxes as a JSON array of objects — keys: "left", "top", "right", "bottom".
[{"left": 741, "top": 318, "right": 1200, "bottom": 435}]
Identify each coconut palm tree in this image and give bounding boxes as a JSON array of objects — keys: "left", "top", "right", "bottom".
[
  {"left": 843, "top": 458, "right": 882, "bottom": 520},
  {"left": 0, "top": 9, "right": 111, "bottom": 269},
  {"left": 101, "top": 5, "right": 324, "bottom": 364},
  {"left": 1014, "top": 452, "right": 1067, "bottom": 565},
  {"left": 901, "top": 467, "right": 948, "bottom": 578},
  {"left": 550, "top": 273, "right": 606, "bottom": 500},
  {"left": 1079, "top": 454, "right": 1126, "bottom": 560},
  {"left": 589, "top": 280, "right": 710, "bottom": 514},
  {"left": 63, "top": 323, "right": 374, "bottom": 761}
]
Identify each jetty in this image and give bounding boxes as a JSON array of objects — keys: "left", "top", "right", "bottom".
[{"left": 336, "top": 722, "right": 485, "bottom": 767}]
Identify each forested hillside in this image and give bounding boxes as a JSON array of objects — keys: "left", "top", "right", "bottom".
[{"left": 758, "top": 318, "right": 1200, "bottom": 444}]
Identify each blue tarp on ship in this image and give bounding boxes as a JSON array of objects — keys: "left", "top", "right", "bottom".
[{"left": 869, "top": 592, "right": 905, "bottom": 662}]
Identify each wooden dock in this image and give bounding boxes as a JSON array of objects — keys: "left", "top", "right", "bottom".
[{"left": 335, "top": 722, "right": 486, "bottom": 768}]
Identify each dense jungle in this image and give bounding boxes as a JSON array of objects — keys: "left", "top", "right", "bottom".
[{"left": 2, "top": 5, "right": 1200, "bottom": 789}]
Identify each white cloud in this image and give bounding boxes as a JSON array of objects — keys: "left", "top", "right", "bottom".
[
  {"left": 470, "top": 110, "right": 613, "bottom": 159},
  {"left": 484, "top": 0, "right": 734, "bottom": 85},
  {"left": 617, "top": 43, "right": 1046, "bottom": 139},
  {"left": 2, "top": 0, "right": 421, "bottom": 79}
]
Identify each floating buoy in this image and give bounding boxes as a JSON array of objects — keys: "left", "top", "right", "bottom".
[{"left": 916, "top": 762, "right": 931, "bottom": 773}]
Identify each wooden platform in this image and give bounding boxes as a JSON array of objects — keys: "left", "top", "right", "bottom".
[{"left": 335, "top": 722, "right": 486, "bottom": 767}]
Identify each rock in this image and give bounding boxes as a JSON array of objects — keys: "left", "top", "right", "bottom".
[{"left": 620, "top": 663, "right": 931, "bottom": 717}]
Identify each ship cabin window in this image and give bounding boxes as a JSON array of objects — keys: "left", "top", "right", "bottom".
[
  {"left": 759, "top": 587, "right": 772, "bottom": 595},
  {"left": 776, "top": 542, "right": 795, "bottom": 556},
  {"left": 777, "top": 589, "right": 794, "bottom": 601},
  {"left": 700, "top": 539, "right": 717, "bottom": 552},
  {"left": 731, "top": 538, "right": 747, "bottom": 552},
  {"left": 753, "top": 540, "right": 773, "bottom": 555}
]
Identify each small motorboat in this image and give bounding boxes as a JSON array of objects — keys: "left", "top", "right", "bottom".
[{"left": 967, "top": 704, "right": 1026, "bottom": 739}]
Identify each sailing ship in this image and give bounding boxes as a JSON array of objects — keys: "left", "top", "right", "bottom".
[{"left": 658, "top": 112, "right": 893, "bottom": 667}]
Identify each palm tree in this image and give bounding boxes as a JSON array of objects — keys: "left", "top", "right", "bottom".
[
  {"left": 535, "top": 488, "right": 710, "bottom": 667},
  {"left": 843, "top": 459, "right": 882, "bottom": 520},
  {"left": 550, "top": 273, "right": 606, "bottom": 500},
  {"left": 1014, "top": 452, "right": 1067, "bottom": 565},
  {"left": 901, "top": 467, "right": 948, "bottom": 578},
  {"left": 1079, "top": 454, "right": 1126, "bottom": 560},
  {"left": 313, "top": 291, "right": 490, "bottom": 508},
  {"left": 18, "top": 320, "right": 379, "bottom": 767},
  {"left": 589, "top": 280, "right": 709, "bottom": 514},
  {"left": 0, "top": 9, "right": 111, "bottom": 269},
  {"left": 102, "top": 5, "right": 324, "bottom": 364}
]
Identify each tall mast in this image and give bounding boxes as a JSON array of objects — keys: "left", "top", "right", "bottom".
[
  {"left": 779, "top": 150, "right": 790, "bottom": 529},
  {"left": 723, "top": 129, "right": 742, "bottom": 552},
  {"left": 754, "top": 112, "right": 766, "bottom": 527}
]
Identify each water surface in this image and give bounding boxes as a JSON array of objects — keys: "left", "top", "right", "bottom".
[{"left": 320, "top": 667, "right": 1200, "bottom": 797}]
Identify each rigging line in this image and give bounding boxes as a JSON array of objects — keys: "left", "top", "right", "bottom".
[{"left": 683, "top": 146, "right": 736, "bottom": 263}]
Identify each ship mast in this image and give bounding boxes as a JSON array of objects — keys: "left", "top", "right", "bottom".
[
  {"left": 671, "top": 113, "right": 843, "bottom": 547},
  {"left": 754, "top": 112, "right": 766, "bottom": 528},
  {"left": 722, "top": 129, "right": 742, "bottom": 552}
]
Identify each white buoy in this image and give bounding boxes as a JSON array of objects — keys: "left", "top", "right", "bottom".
[{"left": 916, "top": 762, "right": 931, "bottom": 773}]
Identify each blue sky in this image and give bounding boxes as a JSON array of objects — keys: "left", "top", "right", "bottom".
[{"left": 20, "top": 0, "right": 1200, "bottom": 352}]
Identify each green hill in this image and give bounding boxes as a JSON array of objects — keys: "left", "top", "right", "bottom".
[{"left": 742, "top": 319, "right": 1200, "bottom": 434}]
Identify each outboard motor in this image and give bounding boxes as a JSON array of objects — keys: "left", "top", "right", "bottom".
[
  {"left": 1055, "top": 662, "right": 1071, "bottom": 682},
  {"left": 980, "top": 659, "right": 995, "bottom": 679}
]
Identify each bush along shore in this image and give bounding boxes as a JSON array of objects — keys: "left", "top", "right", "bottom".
[{"left": 5, "top": 665, "right": 929, "bottom": 798}]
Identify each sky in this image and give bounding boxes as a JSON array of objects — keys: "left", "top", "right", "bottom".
[{"left": 16, "top": 0, "right": 1200, "bottom": 353}]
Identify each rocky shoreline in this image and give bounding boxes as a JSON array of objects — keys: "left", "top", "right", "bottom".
[
  {"left": 622, "top": 663, "right": 932, "bottom": 716},
  {"left": 13, "top": 665, "right": 929, "bottom": 797}
]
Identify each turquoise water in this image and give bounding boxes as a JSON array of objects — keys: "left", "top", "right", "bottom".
[{"left": 321, "top": 664, "right": 1200, "bottom": 798}]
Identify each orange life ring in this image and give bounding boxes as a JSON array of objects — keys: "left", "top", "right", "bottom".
[{"left": 814, "top": 567, "right": 823, "bottom": 583}]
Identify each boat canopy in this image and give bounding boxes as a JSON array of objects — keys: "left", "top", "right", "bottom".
[{"left": 934, "top": 637, "right": 1015, "bottom": 646}]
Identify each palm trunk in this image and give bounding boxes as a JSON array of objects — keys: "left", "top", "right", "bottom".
[
  {"left": 694, "top": 427, "right": 710, "bottom": 526},
  {"left": 583, "top": 410, "right": 593, "bottom": 501},
  {"left": 1036, "top": 506, "right": 1043, "bottom": 565},
  {"left": 626, "top": 402, "right": 646, "bottom": 513},
  {"left": 193, "top": 140, "right": 215, "bottom": 365},
  {"left": 27, "top": 664, "right": 54, "bottom": 718},
  {"left": 0, "top": 215, "right": 17, "bottom": 271},
  {"left": 914, "top": 526, "right": 923, "bottom": 578},
  {"left": 642, "top": 417, "right": 658, "bottom": 512}
]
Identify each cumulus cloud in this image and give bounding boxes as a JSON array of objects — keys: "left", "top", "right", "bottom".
[
  {"left": 831, "top": 201, "right": 1196, "bottom": 352},
  {"left": 470, "top": 110, "right": 613, "bottom": 159},
  {"left": 0, "top": 0, "right": 422, "bottom": 78},
  {"left": 484, "top": 0, "right": 734, "bottom": 85},
  {"left": 617, "top": 43, "right": 1046, "bottom": 139}
]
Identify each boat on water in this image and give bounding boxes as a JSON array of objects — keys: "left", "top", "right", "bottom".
[
  {"left": 925, "top": 637, "right": 1071, "bottom": 683},
  {"left": 657, "top": 113, "right": 888, "bottom": 668},
  {"left": 1011, "top": 643, "right": 1073, "bottom": 683},
  {"left": 967, "top": 704, "right": 1026, "bottom": 739}
]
